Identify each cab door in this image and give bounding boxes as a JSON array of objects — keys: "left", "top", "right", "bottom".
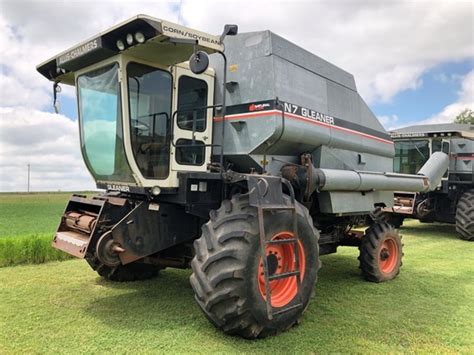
[{"left": 171, "top": 64, "right": 214, "bottom": 173}]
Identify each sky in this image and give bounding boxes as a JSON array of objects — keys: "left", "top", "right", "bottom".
[{"left": 0, "top": 0, "right": 473, "bottom": 192}]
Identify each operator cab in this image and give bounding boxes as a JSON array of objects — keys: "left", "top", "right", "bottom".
[
  {"left": 391, "top": 124, "right": 474, "bottom": 181},
  {"left": 37, "top": 16, "right": 229, "bottom": 192},
  {"left": 393, "top": 136, "right": 450, "bottom": 175}
]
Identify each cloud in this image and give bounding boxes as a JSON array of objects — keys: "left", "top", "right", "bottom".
[
  {"left": 0, "top": 107, "right": 95, "bottom": 191},
  {"left": 371, "top": 65, "right": 425, "bottom": 103},
  {"left": 387, "top": 69, "right": 474, "bottom": 129},
  {"left": 378, "top": 114, "right": 399, "bottom": 130},
  {"left": 0, "top": 0, "right": 179, "bottom": 110},
  {"left": 1, "top": 0, "right": 472, "bottom": 109},
  {"left": 181, "top": 0, "right": 474, "bottom": 103},
  {"left": 420, "top": 69, "right": 474, "bottom": 124}
]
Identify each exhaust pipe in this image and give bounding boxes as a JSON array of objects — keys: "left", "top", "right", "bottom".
[{"left": 283, "top": 152, "right": 449, "bottom": 195}]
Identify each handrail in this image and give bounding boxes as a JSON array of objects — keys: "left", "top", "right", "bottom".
[{"left": 170, "top": 104, "right": 223, "bottom": 149}]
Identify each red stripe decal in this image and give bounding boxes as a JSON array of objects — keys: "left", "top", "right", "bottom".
[
  {"left": 214, "top": 110, "right": 394, "bottom": 145},
  {"left": 451, "top": 156, "right": 474, "bottom": 160}
]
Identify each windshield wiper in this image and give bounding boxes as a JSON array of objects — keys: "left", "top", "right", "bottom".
[{"left": 413, "top": 143, "right": 426, "bottom": 160}]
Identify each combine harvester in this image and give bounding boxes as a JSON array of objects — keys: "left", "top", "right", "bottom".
[
  {"left": 386, "top": 124, "right": 473, "bottom": 240},
  {"left": 37, "top": 16, "right": 450, "bottom": 338}
]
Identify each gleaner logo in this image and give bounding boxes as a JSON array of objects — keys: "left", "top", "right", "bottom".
[
  {"left": 283, "top": 102, "right": 335, "bottom": 125},
  {"left": 107, "top": 184, "right": 130, "bottom": 192},
  {"left": 249, "top": 103, "right": 271, "bottom": 112}
]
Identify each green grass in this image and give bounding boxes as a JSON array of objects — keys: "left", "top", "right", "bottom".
[
  {"left": 0, "top": 193, "right": 90, "bottom": 266},
  {"left": 0, "top": 220, "right": 472, "bottom": 353},
  {"left": 0, "top": 192, "right": 77, "bottom": 239}
]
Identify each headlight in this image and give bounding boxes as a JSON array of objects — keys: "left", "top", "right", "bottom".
[
  {"left": 151, "top": 186, "right": 161, "bottom": 196},
  {"left": 126, "top": 33, "right": 134, "bottom": 45},
  {"left": 135, "top": 32, "right": 145, "bottom": 43},
  {"left": 116, "top": 40, "right": 125, "bottom": 51}
]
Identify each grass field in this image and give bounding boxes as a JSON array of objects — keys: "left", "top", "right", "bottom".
[
  {"left": 0, "top": 193, "right": 83, "bottom": 266},
  {"left": 1, "top": 215, "right": 473, "bottom": 353},
  {"left": 0, "top": 193, "right": 74, "bottom": 238}
]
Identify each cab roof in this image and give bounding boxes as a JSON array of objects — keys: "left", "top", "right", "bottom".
[
  {"left": 390, "top": 123, "right": 474, "bottom": 139},
  {"left": 36, "top": 15, "right": 223, "bottom": 85}
]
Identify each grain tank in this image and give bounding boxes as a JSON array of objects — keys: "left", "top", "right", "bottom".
[{"left": 36, "top": 15, "right": 449, "bottom": 338}]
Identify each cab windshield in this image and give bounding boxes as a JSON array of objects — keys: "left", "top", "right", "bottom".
[
  {"left": 393, "top": 140, "right": 429, "bottom": 174},
  {"left": 77, "top": 63, "right": 134, "bottom": 182}
]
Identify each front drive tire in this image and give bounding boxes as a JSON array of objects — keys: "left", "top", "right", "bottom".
[
  {"left": 359, "top": 222, "right": 403, "bottom": 283},
  {"left": 190, "top": 194, "right": 320, "bottom": 339},
  {"left": 455, "top": 189, "right": 474, "bottom": 241}
]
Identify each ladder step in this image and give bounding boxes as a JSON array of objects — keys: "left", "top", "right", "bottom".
[
  {"left": 266, "top": 238, "right": 298, "bottom": 245},
  {"left": 269, "top": 270, "right": 300, "bottom": 281},
  {"left": 273, "top": 303, "right": 303, "bottom": 316}
]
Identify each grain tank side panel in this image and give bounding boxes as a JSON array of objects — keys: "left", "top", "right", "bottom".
[
  {"left": 269, "top": 32, "right": 357, "bottom": 91},
  {"left": 272, "top": 55, "right": 328, "bottom": 114},
  {"left": 312, "top": 146, "right": 393, "bottom": 172},
  {"left": 326, "top": 80, "right": 360, "bottom": 125},
  {"left": 262, "top": 111, "right": 332, "bottom": 155},
  {"left": 318, "top": 191, "right": 394, "bottom": 214},
  {"left": 269, "top": 31, "right": 385, "bottom": 146},
  {"left": 213, "top": 113, "right": 280, "bottom": 171},
  {"left": 210, "top": 30, "right": 393, "bottom": 173},
  {"left": 326, "top": 81, "right": 394, "bottom": 159},
  {"left": 210, "top": 31, "right": 275, "bottom": 106}
]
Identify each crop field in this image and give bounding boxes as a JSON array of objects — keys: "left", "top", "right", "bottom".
[
  {"left": 0, "top": 193, "right": 473, "bottom": 353},
  {"left": 0, "top": 193, "right": 86, "bottom": 266}
]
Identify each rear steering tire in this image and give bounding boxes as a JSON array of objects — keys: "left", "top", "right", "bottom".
[
  {"left": 359, "top": 222, "right": 403, "bottom": 283},
  {"left": 455, "top": 189, "right": 474, "bottom": 241},
  {"left": 190, "top": 194, "right": 320, "bottom": 339}
]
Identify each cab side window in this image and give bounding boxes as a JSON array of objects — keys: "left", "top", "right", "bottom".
[
  {"left": 442, "top": 141, "right": 450, "bottom": 154},
  {"left": 432, "top": 139, "right": 442, "bottom": 153},
  {"left": 177, "top": 76, "right": 208, "bottom": 132}
]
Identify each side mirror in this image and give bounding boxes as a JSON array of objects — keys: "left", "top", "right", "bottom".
[
  {"left": 220, "top": 24, "right": 238, "bottom": 43},
  {"left": 189, "top": 50, "right": 210, "bottom": 74},
  {"left": 53, "top": 82, "right": 62, "bottom": 114}
]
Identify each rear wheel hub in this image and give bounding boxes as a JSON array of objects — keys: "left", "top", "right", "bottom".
[
  {"left": 380, "top": 248, "right": 390, "bottom": 260},
  {"left": 258, "top": 232, "right": 305, "bottom": 308},
  {"left": 378, "top": 238, "right": 398, "bottom": 274},
  {"left": 266, "top": 253, "right": 279, "bottom": 275}
]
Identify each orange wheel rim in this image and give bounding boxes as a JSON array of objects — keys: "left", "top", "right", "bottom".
[
  {"left": 258, "top": 231, "right": 305, "bottom": 308},
  {"left": 378, "top": 238, "right": 398, "bottom": 274}
]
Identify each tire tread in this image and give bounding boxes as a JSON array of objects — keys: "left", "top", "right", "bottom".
[{"left": 455, "top": 189, "right": 474, "bottom": 241}]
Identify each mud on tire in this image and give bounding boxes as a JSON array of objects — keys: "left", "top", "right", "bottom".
[
  {"left": 455, "top": 189, "right": 474, "bottom": 241},
  {"left": 190, "top": 194, "right": 320, "bottom": 339},
  {"left": 359, "top": 222, "right": 403, "bottom": 283}
]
